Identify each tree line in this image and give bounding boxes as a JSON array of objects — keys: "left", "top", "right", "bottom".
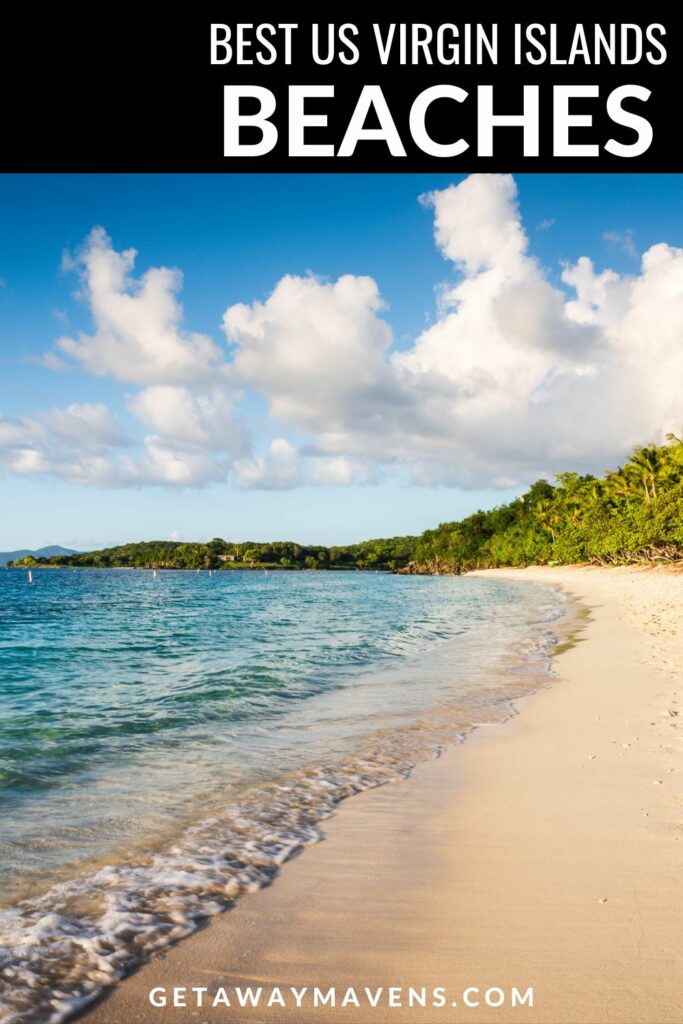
[
  {"left": 9, "top": 437, "right": 682, "bottom": 573},
  {"left": 10, "top": 536, "right": 417, "bottom": 572},
  {"left": 408, "top": 435, "right": 683, "bottom": 572}
]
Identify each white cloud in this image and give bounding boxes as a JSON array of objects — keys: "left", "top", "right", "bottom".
[
  {"left": 41, "top": 402, "right": 128, "bottom": 449},
  {"left": 0, "top": 403, "right": 125, "bottom": 456},
  {"left": 128, "top": 385, "right": 245, "bottom": 455},
  {"left": 0, "top": 403, "right": 127, "bottom": 482},
  {"left": 224, "top": 273, "right": 394, "bottom": 431},
  {"left": 8, "top": 180, "right": 683, "bottom": 493},
  {"left": 235, "top": 438, "right": 303, "bottom": 490},
  {"left": 116, "top": 438, "right": 230, "bottom": 487},
  {"left": 0, "top": 403, "right": 232, "bottom": 489},
  {"left": 310, "top": 456, "right": 374, "bottom": 487},
  {"left": 49, "top": 227, "right": 227, "bottom": 385},
  {"left": 222, "top": 174, "right": 683, "bottom": 487},
  {"left": 24, "top": 230, "right": 247, "bottom": 487},
  {"left": 422, "top": 174, "right": 527, "bottom": 275}
]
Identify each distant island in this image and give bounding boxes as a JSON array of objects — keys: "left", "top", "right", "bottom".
[
  {"left": 8, "top": 438, "right": 682, "bottom": 573},
  {"left": 0, "top": 545, "right": 78, "bottom": 569}
]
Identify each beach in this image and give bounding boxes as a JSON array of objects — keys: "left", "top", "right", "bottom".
[{"left": 76, "top": 565, "right": 682, "bottom": 1024}]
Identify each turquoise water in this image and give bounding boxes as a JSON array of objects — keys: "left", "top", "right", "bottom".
[{"left": 0, "top": 568, "right": 564, "bottom": 1023}]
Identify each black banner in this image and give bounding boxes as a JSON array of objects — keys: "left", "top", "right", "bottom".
[{"left": 4, "top": 10, "right": 683, "bottom": 171}]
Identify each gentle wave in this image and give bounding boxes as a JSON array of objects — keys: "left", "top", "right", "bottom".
[
  {"left": 0, "top": 698, "right": 528, "bottom": 1023},
  {"left": 0, "top": 573, "right": 567, "bottom": 1023}
]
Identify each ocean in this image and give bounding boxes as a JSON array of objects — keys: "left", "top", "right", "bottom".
[{"left": 0, "top": 568, "right": 565, "bottom": 1023}]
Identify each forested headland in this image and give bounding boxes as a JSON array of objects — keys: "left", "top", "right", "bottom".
[{"left": 9, "top": 437, "right": 683, "bottom": 574}]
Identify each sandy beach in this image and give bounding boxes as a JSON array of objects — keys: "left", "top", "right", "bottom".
[{"left": 79, "top": 566, "right": 682, "bottom": 1024}]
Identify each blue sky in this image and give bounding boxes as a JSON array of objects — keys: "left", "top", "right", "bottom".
[{"left": 1, "top": 173, "right": 682, "bottom": 551}]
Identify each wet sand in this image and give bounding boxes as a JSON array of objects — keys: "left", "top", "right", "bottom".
[{"left": 80, "top": 566, "right": 682, "bottom": 1024}]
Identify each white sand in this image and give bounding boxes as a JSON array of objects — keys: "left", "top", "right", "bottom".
[{"left": 80, "top": 566, "right": 683, "bottom": 1024}]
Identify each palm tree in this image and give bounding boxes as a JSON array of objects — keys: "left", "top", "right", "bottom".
[
  {"left": 628, "top": 445, "right": 663, "bottom": 501},
  {"left": 534, "top": 498, "right": 561, "bottom": 543},
  {"left": 664, "top": 433, "right": 683, "bottom": 479},
  {"left": 605, "top": 467, "right": 635, "bottom": 504}
]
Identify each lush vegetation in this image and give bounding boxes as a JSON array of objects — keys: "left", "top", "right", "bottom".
[
  {"left": 408, "top": 435, "right": 683, "bottom": 572},
  {"left": 10, "top": 437, "right": 683, "bottom": 574},
  {"left": 10, "top": 536, "right": 417, "bottom": 572}
]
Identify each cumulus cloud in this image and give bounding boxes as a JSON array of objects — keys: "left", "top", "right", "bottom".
[
  {"left": 7, "top": 179, "right": 683, "bottom": 491},
  {"left": 310, "top": 456, "right": 374, "bottom": 487},
  {"left": 0, "top": 402, "right": 233, "bottom": 488},
  {"left": 21, "top": 230, "right": 247, "bottom": 487},
  {"left": 0, "top": 402, "right": 126, "bottom": 453},
  {"left": 234, "top": 438, "right": 304, "bottom": 490},
  {"left": 222, "top": 174, "right": 683, "bottom": 487},
  {"left": 224, "top": 273, "right": 394, "bottom": 431},
  {"left": 128, "top": 386, "right": 245, "bottom": 455},
  {"left": 0, "top": 403, "right": 128, "bottom": 482},
  {"left": 115, "top": 439, "right": 230, "bottom": 488},
  {"left": 234, "top": 444, "right": 374, "bottom": 490},
  {"left": 41, "top": 403, "right": 128, "bottom": 449},
  {"left": 48, "top": 227, "right": 227, "bottom": 385}
]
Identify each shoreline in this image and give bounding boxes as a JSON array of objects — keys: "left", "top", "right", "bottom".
[
  {"left": 78, "top": 565, "right": 682, "bottom": 1024},
  {"left": 3, "top": 571, "right": 560, "bottom": 1024}
]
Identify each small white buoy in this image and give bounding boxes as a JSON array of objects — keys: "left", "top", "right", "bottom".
[
  {"left": 153, "top": 570, "right": 158, "bottom": 579},
  {"left": 28, "top": 570, "right": 33, "bottom": 584}
]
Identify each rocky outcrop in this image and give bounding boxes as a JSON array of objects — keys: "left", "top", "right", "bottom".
[{"left": 396, "top": 560, "right": 462, "bottom": 576}]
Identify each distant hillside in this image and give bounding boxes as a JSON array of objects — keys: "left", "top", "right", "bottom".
[
  {"left": 0, "top": 545, "right": 78, "bottom": 568},
  {"left": 9, "top": 538, "right": 415, "bottom": 572}
]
